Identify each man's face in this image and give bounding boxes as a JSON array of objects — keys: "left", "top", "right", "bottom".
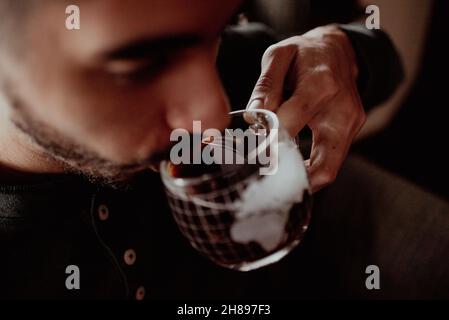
[{"left": 2, "top": 0, "right": 241, "bottom": 181}]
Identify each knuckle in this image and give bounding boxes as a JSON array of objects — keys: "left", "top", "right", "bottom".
[
  {"left": 351, "top": 104, "right": 367, "bottom": 132},
  {"left": 313, "top": 66, "right": 340, "bottom": 97},
  {"left": 320, "top": 166, "right": 337, "bottom": 184},
  {"left": 263, "top": 43, "right": 295, "bottom": 60},
  {"left": 358, "top": 108, "right": 367, "bottom": 127},
  {"left": 321, "top": 26, "right": 349, "bottom": 46},
  {"left": 255, "top": 74, "right": 275, "bottom": 93},
  {"left": 263, "top": 44, "right": 280, "bottom": 60},
  {"left": 325, "top": 31, "right": 346, "bottom": 44}
]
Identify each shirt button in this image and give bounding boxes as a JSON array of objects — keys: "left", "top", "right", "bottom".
[
  {"left": 136, "top": 286, "right": 146, "bottom": 300},
  {"left": 124, "top": 249, "right": 137, "bottom": 266},
  {"left": 98, "top": 204, "right": 109, "bottom": 221}
]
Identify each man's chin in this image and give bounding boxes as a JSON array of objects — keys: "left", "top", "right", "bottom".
[
  {"left": 59, "top": 160, "right": 154, "bottom": 189},
  {"left": 83, "top": 168, "right": 150, "bottom": 189},
  {"left": 39, "top": 141, "right": 172, "bottom": 188}
]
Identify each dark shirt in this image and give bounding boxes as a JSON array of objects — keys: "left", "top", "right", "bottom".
[{"left": 0, "top": 24, "right": 403, "bottom": 299}]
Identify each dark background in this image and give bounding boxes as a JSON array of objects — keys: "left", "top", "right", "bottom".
[{"left": 355, "top": 0, "right": 449, "bottom": 200}]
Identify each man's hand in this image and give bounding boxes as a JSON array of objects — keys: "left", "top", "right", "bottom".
[{"left": 247, "top": 25, "right": 366, "bottom": 193}]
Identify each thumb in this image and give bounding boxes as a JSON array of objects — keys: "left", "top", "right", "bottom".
[{"left": 247, "top": 45, "right": 296, "bottom": 111}]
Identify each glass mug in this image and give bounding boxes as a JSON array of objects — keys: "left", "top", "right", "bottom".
[{"left": 160, "top": 109, "right": 312, "bottom": 271}]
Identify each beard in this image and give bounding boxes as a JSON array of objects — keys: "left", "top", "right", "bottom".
[{"left": 7, "top": 95, "right": 169, "bottom": 188}]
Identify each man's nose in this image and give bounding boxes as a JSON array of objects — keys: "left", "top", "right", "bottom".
[{"left": 164, "top": 51, "right": 231, "bottom": 133}]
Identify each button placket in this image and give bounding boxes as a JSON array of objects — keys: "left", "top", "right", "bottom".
[{"left": 94, "top": 195, "right": 146, "bottom": 300}]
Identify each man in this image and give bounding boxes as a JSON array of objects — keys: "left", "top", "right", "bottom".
[{"left": 0, "top": 0, "right": 443, "bottom": 299}]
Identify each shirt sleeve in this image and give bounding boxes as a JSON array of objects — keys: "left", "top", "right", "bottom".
[{"left": 338, "top": 23, "right": 405, "bottom": 111}]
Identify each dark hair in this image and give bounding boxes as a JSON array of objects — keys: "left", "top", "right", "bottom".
[{"left": 0, "top": 1, "right": 41, "bottom": 47}]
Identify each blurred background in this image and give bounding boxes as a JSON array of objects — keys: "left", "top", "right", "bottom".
[{"left": 242, "top": 0, "right": 448, "bottom": 200}]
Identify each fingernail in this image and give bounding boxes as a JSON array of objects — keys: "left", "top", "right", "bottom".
[{"left": 247, "top": 99, "right": 264, "bottom": 110}]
